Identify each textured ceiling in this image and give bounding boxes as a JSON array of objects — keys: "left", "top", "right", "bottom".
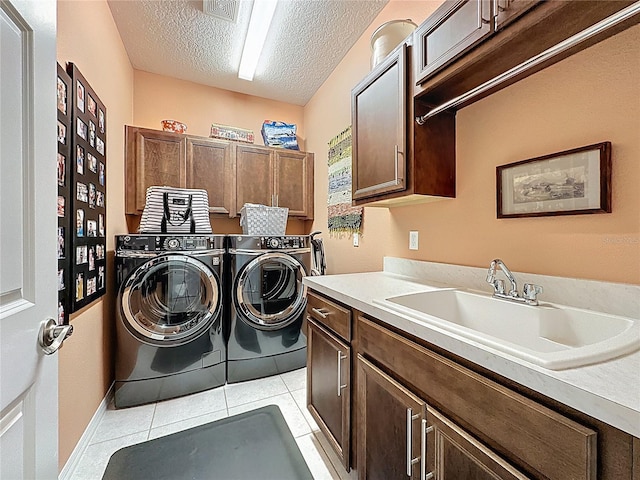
[{"left": 107, "top": 0, "right": 389, "bottom": 106}]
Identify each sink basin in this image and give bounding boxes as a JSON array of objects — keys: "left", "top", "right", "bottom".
[{"left": 375, "top": 289, "right": 640, "bottom": 369}]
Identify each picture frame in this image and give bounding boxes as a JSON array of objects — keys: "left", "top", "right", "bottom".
[
  {"left": 76, "top": 81, "right": 85, "bottom": 113},
  {"left": 497, "top": 142, "right": 611, "bottom": 218},
  {"left": 56, "top": 69, "right": 73, "bottom": 299},
  {"left": 67, "top": 62, "right": 107, "bottom": 312},
  {"left": 57, "top": 76, "right": 67, "bottom": 115}
]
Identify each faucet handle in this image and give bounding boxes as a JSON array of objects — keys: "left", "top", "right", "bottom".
[
  {"left": 523, "top": 283, "right": 543, "bottom": 301},
  {"left": 486, "top": 270, "right": 495, "bottom": 285}
]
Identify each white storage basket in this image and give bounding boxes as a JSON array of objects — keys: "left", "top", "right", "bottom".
[{"left": 240, "top": 203, "right": 288, "bottom": 235}]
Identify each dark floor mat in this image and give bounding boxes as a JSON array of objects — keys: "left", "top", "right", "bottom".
[{"left": 102, "top": 405, "right": 313, "bottom": 480}]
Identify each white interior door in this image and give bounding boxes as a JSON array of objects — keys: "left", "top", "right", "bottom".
[{"left": 1, "top": 1, "right": 60, "bottom": 478}]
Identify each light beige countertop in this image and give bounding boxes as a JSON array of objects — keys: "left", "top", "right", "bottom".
[{"left": 303, "top": 265, "right": 640, "bottom": 438}]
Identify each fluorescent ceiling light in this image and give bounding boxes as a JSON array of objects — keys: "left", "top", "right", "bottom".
[{"left": 238, "top": 0, "right": 278, "bottom": 81}]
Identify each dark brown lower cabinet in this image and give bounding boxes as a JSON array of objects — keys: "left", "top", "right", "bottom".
[
  {"left": 427, "top": 407, "right": 531, "bottom": 480},
  {"left": 357, "top": 355, "right": 427, "bottom": 480},
  {"left": 357, "top": 353, "right": 532, "bottom": 480},
  {"left": 307, "top": 318, "right": 351, "bottom": 470},
  {"left": 305, "top": 288, "right": 634, "bottom": 479}
]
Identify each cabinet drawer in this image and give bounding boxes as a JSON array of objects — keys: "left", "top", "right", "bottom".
[
  {"left": 356, "top": 315, "right": 597, "bottom": 479},
  {"left": 306, "top": 291, "right": 351, "bottom": 341}
]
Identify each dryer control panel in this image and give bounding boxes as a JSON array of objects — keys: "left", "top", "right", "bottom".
[
  {"left": 229, "top": 235, "right": 310, "bottom": 250},
  {"left": 260, "top": 236, "right": 308, "bottom": 250}
]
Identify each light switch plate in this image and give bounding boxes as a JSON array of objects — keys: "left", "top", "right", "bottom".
[
  {"left": 353, "top": 233, "right": 359, "bottom": 247},
  {"left": 409, "top": 231, "right": 419, "bottom": 250}
]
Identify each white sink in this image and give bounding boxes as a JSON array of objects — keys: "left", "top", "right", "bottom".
[{"left": 375, "top": 289, "right": 640, "bottom": 369}]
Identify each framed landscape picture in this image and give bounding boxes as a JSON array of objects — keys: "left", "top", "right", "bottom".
[{"left": 497, "top": 142, "right": 611, "bottom": 218}]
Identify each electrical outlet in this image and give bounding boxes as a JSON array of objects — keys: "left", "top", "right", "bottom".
[
  {"left": 409, "top": 231, "right": 419, "bottom": 250},
  {"left": 353, "top": 233, "right": 359, "bottom": 247}
]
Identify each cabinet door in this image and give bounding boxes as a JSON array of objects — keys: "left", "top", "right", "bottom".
[
  {"left": 307, "top": 319, "right": 351, "bottom": 470},
  {"left": 494, "top": 0, "right": 540, "bottom": 30},
  {"left": 274, "top": 150, "right": 313, "bottom": 218},
  {"left": 415, "top": 0, "right": 493, "bottom": 85},
  {"left": 235, "top": 145, "right": 274, "bottom": 215},
  {"left": 186, "top": 137, "right": 233, "bottom": 215},
  {"left": 427, "top": 407, "right": 531, "bottom": 480},
  {"left": 357, "top": 354, "right": 426, "bottom": 480},
  {"left": 125, "top": 126, "right": 186, "bottom": 214},
  {"left": 352, "top": 43, "right": 407, "bottom": 200}
]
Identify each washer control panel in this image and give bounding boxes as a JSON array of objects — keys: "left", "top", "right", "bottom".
[{"left": 116, "top": 234, "right": 221, "bottom": 252}]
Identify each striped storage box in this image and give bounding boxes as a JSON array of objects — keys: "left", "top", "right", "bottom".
[{"left": 139, "top": 186, "right": 212, "bottom": 234}]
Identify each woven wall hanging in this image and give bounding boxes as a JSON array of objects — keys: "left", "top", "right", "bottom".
[{"left": 327, "top": 126, "right": 363, "bottom": 236}]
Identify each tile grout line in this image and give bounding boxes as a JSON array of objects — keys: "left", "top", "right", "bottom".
[{"left": 147, "top": 402, "right": 158, "bottom": 440}]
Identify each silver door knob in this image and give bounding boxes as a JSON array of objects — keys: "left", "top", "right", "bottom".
[{"left": 38, "top": 317, "right": 73, "bottom": 355}]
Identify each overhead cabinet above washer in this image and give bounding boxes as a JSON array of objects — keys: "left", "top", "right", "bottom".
[
  {"left": 125, "top": 125, "right": 314, "bottom": 220},
  {"left": 234, "top": 145, "right": 314, "bottom": 219},
  {"left": 125, "top": 126, "right": 234, "bottom": 216}
]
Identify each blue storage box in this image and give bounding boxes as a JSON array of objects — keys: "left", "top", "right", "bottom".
[{"left": 261, "top": 120, "right": 299, "bottom": 150}]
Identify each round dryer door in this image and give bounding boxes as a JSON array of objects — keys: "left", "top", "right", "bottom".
[
  {"left": 121, "top": 254, "right": 221, "bottom": 345},
  {"left": 235, "top": 252, "right": 307, "bottom": 330}
]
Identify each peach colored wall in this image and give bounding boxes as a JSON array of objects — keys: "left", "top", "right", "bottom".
[
  {"left": 305, "top": 3, "right": 639, "bottom": 285},
  {"left": 388, "top": 24, "right": 640, "bottom": 284},
  {"left": 132, "top": 70, "right": 305, "bottom": 147},
  {"left": 131, "top": 70, "right": 308, "bottom": 234},
  {"left": 304, "top": 1, "right": 443, "bottom": 274},
  {"left": 56, "top": 0, "right": 133, "bottom": 471}
]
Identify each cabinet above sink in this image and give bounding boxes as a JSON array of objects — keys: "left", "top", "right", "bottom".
[
  {"left": 351, "top": 43, "right": 456, "bottom": 207},
  {"left": 351, "top": 0, "right": 639, "bottom": 207},
  {"left": 414, "top": 0, "right": 640, "bottom": 110}
]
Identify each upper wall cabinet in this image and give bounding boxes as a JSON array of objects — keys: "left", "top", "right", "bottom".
[
  {"left": 125, "top": 126, "right": 233, "bottom": 215},
  {"left": 352, "top": 43, "right": 456, "bottom": 206},
  {"left": 414, "top": 0, "right": 637, "bottom": 106},
  {"left": 186, "top": 136, "right": 234, "bottom": 215},
  {"left": 350, "top": 0, "right": 638, "bottom": 207},
  {"left": 414, "top": 0, "right": 494, "bottom": 86},
  {"left": 414, "top": 0, "right": 542, "bottom": 86},
  {"left": 234, "top": 145, "right": 314, "bottom": 219},
  {"left": 494, "top": 0, "right": 541, "bottom": 30},
  {"left": 352, "top": 44, "right": 408, "bottom": 201}
]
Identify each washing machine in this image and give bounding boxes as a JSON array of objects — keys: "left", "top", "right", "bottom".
[
  {"left": 227, "top": 235, "right": 310, "bottom": 383},
  {"left": 114, "top": 234, "right": 226, "bottom": 408}
]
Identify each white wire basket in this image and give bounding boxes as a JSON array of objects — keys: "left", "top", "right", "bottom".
[{"left": 240, "top": 203, "right": 288, "bottom": 235}]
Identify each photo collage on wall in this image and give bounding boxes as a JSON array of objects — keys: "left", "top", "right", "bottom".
[
  {"left": 67, "top": 63, "right": 107, "bottom": 312},
  {"left": 57, "top": 63, "right": 72, "bottom": 325}
]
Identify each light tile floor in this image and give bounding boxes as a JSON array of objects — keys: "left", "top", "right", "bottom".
[{"left": 69, "top": 368, "right": 351, "bottom": 480}]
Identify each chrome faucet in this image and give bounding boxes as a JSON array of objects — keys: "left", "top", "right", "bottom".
[{"left": 486, "top": 259, "right": 543, "bottom": 306}]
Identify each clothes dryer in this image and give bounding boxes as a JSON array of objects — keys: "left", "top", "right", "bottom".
[
  {"left": 227, "top": 235, "right": 310, "bottom": 383},
  {"left": 114, "top": 234, "right": 225, "bottom": 407}
]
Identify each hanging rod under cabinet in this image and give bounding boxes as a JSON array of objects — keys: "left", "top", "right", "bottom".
[{"left": 415, "top": 1, "right": 640, "bottom": 125}]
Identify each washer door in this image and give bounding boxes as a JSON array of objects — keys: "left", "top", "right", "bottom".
[
  {"left": 235, "top": 252, "right": 307, "bottom": 330},
  {"left": 121, "top": 254, "right": 221, "bottom": 345}
]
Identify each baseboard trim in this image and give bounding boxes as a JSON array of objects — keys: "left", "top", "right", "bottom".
[{"left": 59, "top": 383, "right": 114, "bottom": 480}]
